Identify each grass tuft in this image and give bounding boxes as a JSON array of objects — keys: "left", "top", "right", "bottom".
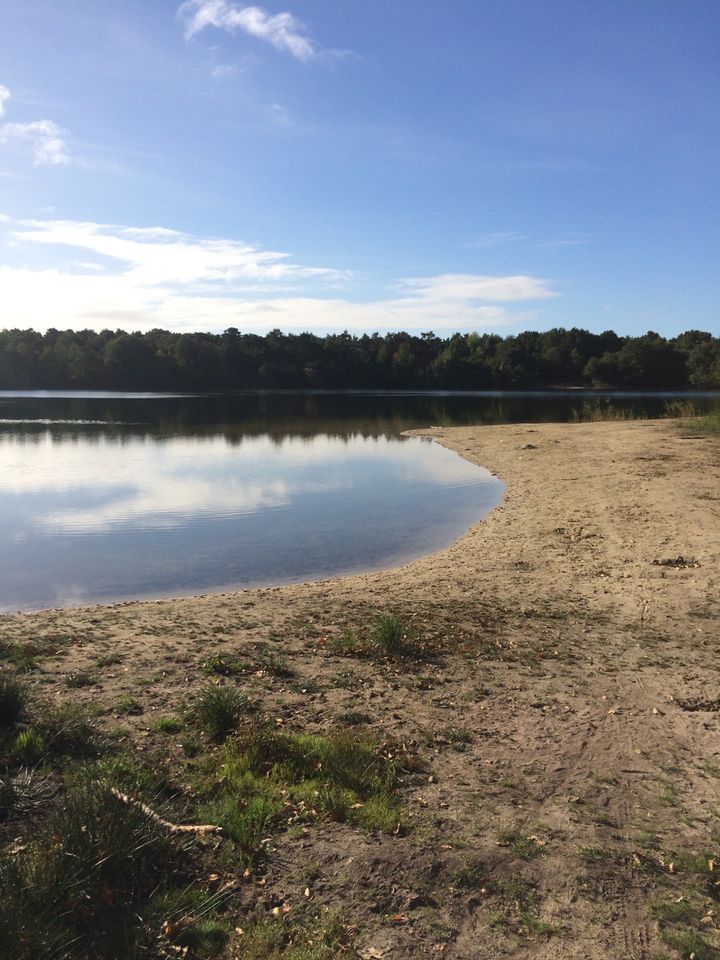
[
  {"left": 12, "top": 728, "right": 46, "bottom": 766},
  {"left": 0, "top": 676, "right": 28, "bottom": 726},
  {"left": 194, "top": 684, "right": 252, "bottom": 742},
  {"left": 0, "top": 779, "right": 187, "bottom": 959}
]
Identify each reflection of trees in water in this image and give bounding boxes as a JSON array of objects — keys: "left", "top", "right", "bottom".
[{"left": 2, "top": 391, "right": 720, "bottom": 446}]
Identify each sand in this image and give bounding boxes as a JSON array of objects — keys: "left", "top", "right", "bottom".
[{"left": 2, "top": 418, "right": 720, "bottom": 958}]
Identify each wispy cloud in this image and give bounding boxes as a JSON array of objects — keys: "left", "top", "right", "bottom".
[
  {"left": 0, "top": 85, "right": 71, "bottom": 166},
  {"left": 211, "top": 63, "right": 238, "bottom": 80},
  {"left": 2, "top": 216, "right": 557, "bottom": 334},
  {"left": 179, "top": 0, "right": 316, "bottom": 61},
  {"left": 542, "top": 232, "right": 593, "bottom": 248},
  {"left": 14, "top": 219, "right": 342, "bottom": 286},
  {"left": 464, "top": 232, "right": 528, "bottom": 248},
  {"left": 402, "top": 274, "right": 553, "bottom": 303}
]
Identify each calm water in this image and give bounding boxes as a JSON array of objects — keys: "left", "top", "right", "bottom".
[{"left": 2, "top": 390, "right": 719, "bottom": 612}]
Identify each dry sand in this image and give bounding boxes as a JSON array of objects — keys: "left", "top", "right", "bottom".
[{"left": 3, "top": 418, "right": 720, "bottom": 958}]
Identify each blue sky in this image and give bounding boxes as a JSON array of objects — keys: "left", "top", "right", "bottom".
[{"left": 0, "top": 0, "right": 717, "bottom": 337}]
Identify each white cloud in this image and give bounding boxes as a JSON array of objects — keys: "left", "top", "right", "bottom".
[
  {"left": 0, "top": 216, "right": 557, "bottom": 334},
  {"left": 0, "top": 96, "right": 71, "bottom": 165},
  {"left": 401, "top": 274, "right": 556, "bottom": 303},
  {"left": 14, "top": 219, "right": 341, "bottom": 286},
  {"left": 180, "top": 0, "right": 315, "bottom": 61}
]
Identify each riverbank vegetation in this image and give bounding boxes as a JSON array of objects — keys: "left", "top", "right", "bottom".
[
  {"left": 1, "top": 326, "right": 719, "bottom": 391},
  {"left": 0, "top": 663, "right": 408, "bottom": 958}
]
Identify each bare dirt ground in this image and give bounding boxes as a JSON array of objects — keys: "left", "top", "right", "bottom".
[{"left": 3, "top": 418, "right": 720, "bottom": 958}]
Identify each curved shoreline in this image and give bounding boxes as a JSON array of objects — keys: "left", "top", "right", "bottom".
[{"left": 2, "top": 417, "right": 717, "bottom": 635}]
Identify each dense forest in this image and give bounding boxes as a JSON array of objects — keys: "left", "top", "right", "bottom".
[{"left": 0, "top": 326, "right": 719, "bottom": 391}]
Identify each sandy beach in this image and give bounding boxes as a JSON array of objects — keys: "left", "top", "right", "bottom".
[{"left": 3, "top": 417, "right": 720, "bottom": 958}]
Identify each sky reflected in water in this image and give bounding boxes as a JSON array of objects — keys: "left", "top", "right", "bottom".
[{"left": 1, "top": 426, "right": 502, "bottom": 611}]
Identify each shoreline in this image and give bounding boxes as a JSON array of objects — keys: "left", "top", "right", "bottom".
[
  {"left": 2, "top": 417, "right": 720, "bottom": 958},
  {"left": 3, "top": 416, "right": 718, "bottom": 682}
]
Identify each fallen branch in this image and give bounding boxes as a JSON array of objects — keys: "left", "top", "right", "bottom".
[{"left": 108, "top": 786, "right": 221, "bottom": 835}]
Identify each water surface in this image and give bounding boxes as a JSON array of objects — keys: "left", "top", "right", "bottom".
[{"left": 2, "top": 389, "right": 719, "bottom": 612}]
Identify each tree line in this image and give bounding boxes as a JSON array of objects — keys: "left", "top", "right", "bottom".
[{"left": 1, "top": 326, "right": 718, "bottom": 391}]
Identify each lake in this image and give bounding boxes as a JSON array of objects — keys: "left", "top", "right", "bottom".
[{"left": 2, "top": 390, "right": 719, "bottom": 612}]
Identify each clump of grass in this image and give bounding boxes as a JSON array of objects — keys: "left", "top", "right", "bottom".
[
  {"left": 579, "top": 846, "right": 618, "bottom": 866},
  {"left": 12, "top": 728, "right": 46, "bottom": 766},
  {"left": 201, "top": 794, "right": 281, "bottom": 865},
  {"left": 370, "top": 612, "right": 429, "bottom": 659},
  {"left": 664, "top": 399, "right": 700, "bottom": 418},
  {"left": 200, "top": 719, "right": 401, "bottom": 841},
  {"left": 570, "top": 400, "right": 641, "bottom": 423},
  {"left": 453, "top": 857, "right": 486, "bottom": 889},
  {"left": 172, "top": 919, "right": 230, "bottom": 956},
  {"left": 152, "top": 715, "right": 183, "bottom": 734},
  {"left": 651, "top": 898, "right": 698, "bottom": 926},
  {"left": 489, "top": 875, "right": 555, "bottom": 938},
  {"left": 338, "top": 710, "right": 371, "bottom": 726},
  {"left": 256, "top": 651, "right": 294, "bottom": 678},
  {"left": 498, "top": 827, "right": 546, "bottom": 860},
  {"left": 96, "top": 652, "right": 123, "bottom": 668},
  {"left": 0, "top": 779, "right": 188, "bottom": 959},
  {"left": 371, "top": 613, "right": 409, "bottom": 657},
  {"left": 445, "top": 726, "right": 472, "bottom": 749},
  {"left": 64, "top": 671, "right": 95, "bottom": 689},
  {"left": 660, "top": 927, "right": 716, "bottom": 960},
  {"left": 194, "top": 684, "right": 252, "bottom": 741},
  {"left": 230, "top": 911, "right": 351, "bottom": 960},
  {"left": 326, "top": 629, "right": 362, "bottom": 656},
  {"left": 115, "top": 694, "right": 142, "bottom": 716},
  {"left": 0, "top": 642, "right": 39, "bottom": 672},
  {"left": 36, "top": 704, "right": 101, "bottom": 759},
  {"left": 0, "top": 676, "right": 27, "bottom": 726},
  {"left": 203, "top": 653, "right": 246, "bottom": 677}
]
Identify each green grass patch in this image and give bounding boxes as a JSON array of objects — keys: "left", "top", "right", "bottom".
[
  {"left": 230, "top": 912, "right": 350, "bottom": 960},
  {"left": 696, "top": 411, "right": 720, "bottom": 434},
  {"left": 453, "top": 857, "right": 486, "bottom": 889},
  {"left": 115, "top": 694, "right": 143, "bottom": 716},
  {"left": 152, "top": 715, "right": 183, "bottom": 734},
  {"left": 498, "top": 827, "right": 546, "bottom": 860},
  {"left": 194, "top": 720, "right": 401, "bottom": 863},
  {"left": 203, "top": 653, "right": 247, "bottom": 677},
  {"left": 489, "top": 875, "right": 556, "bottom": 939}
]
